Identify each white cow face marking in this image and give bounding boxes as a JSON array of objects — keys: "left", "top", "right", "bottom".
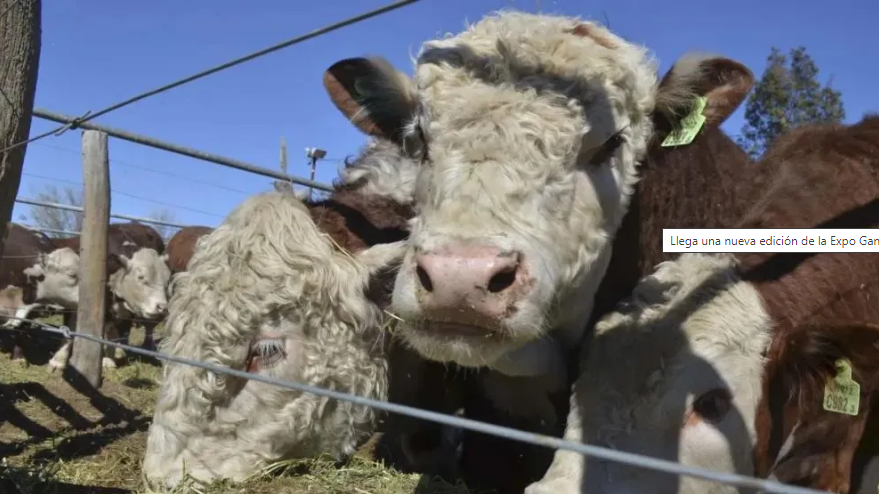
[
  {"left": 110, "top": 248, "right": 171, "bottom": 319},
  {"left": 32, "top": 248, "right": 81, "bottom": 308}
]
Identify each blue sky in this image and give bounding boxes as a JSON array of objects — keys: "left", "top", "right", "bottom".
[{"left": 14, "top": 0, "right": 879, "bottom": 233}]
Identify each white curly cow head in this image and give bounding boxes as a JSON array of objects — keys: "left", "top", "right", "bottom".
[{"left": 324, "top": 10, "right": 755, "bottom": 369}]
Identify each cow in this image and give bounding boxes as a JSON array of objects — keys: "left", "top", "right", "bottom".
[
  {"left": 323, "top": 10, "right": 756, "bottom": 492},
  {"left": 0, "top": 223, "right": 68, "bottom": 362},
  {"left": 165, "top": 226, "right": 214, "bottom": 275},
  {"left": 527, "top": 114, "right": 879, "bottom": 494},
  {"left": 140, "top": 133, "right": 459, "bottom": 488},
  {"left": 40, "top": 221, "right": 172, "bottom": 370}
]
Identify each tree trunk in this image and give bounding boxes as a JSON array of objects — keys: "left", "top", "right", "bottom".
[{"left": 0, "top": 0, "right": 41, "bottom": 255}]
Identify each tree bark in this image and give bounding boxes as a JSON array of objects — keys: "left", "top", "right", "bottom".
[{"left": 0, "top": 0, "right": 41, "bottom": 255}]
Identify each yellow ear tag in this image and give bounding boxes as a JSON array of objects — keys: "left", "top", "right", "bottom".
[
  {"left": 661, "top": 96, "right": 708, "bottom": 147},
  {"left": 823, "top": 358, "right": 860, "bottom": 416}
]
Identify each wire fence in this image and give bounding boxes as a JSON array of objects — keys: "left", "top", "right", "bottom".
[
  {"left": 0, "top": 0, "right": 421, "bottom": 156},
  {"left": 13, "top": 0, "right": 425, "bottom": 234},
  {"left": 0, "top": 2, "right": 842, "bottom": 493},
  {"left": 0, "top": 315, "right": 830, "bottom": 494}
]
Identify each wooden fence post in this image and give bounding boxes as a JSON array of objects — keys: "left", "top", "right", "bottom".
[
  {"left": 69, "top": 130, "right": 110, "bottom": 388},
  {"left": 0, "top": 0, "right": 42, "bottom": 256}
]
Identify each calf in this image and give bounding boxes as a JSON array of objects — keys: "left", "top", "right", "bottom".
[
  {"left": 0, "top": 223, "right": 67, "bottom": 362},
  {"left": 41, "top": 221, "right": 172, "bottom": 370},
  {"left": 324, "top": 16, "right": 756, "bottom": 492},
  {"left": 165, "top": 226, "right": 214, "bottom": 275},
  {"left": 528, "top": 115, "right": 879, "bottom": 493},
  {"left": 141, "top": 132, "right": 456, "bottom": 488}
]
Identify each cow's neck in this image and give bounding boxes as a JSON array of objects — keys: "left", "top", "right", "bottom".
[{"left": 589, "top": 126, "right": 755, "bottom": 328}]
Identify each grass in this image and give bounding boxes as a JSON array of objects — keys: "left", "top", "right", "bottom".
[{"left": 0, "top": 323, "right": 472, "bottom": 494}]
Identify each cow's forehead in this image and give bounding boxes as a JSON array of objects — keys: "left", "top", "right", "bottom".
[
  {"left": 587, "top": 254, "right": 773, "bottom": 404},
  {"left": 413, "top": 13, "right": 657, "bottom": 125}
]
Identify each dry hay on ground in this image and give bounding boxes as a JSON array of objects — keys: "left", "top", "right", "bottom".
[{"left": 0, "top": 323, "right": 473, "bottom": 494}]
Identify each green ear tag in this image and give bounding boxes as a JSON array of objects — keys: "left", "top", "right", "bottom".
[
  {"left": 823, "top": 358, "right": 860, "bottom": 416},
  {"left": 661, "top": 96, "right": 708, "bottom": 147}
]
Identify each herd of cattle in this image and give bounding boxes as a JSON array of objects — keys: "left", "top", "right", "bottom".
[
  {"left": 0, "top": 220, "right": 213, "bottom": 368},
  {"left": 2, "top": 10, "right": 879, "bottom": 494}
]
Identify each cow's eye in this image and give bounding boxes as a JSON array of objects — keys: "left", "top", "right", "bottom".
[
  {"left": 692, "top": 388, "right": 732, "bottom": 423},
  {"left": 588, "top": 130, "right": 625, "bottom": 166},
  {"left": 247, "top": 337, "right": 287, "bottom": 372}
]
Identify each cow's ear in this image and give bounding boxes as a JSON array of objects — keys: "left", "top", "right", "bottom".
[
  {"left": 762, "top": 322, "right": 879, "bottom": 492},
  {"left": 655, "top": 53, "right": 754, "bottom": 129},
  {"left": 323, "top": 56, "right": 417, "bottom": 145}
]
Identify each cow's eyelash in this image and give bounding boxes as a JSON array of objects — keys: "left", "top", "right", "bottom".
[{"left": 250, "top": 337, "right": 286, "bottom": 367}]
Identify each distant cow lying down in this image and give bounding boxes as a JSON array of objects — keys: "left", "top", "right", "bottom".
[
  {"left": 526, "top": 253, "right": 879, "bottom": 494},
  {"left": 142, "top": 141, "right": 424, "bottom": 489},
  {"left": 529, "top": 114, "right": 879, "bottom": 494}
]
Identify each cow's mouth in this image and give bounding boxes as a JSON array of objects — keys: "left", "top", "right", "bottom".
[{"left": 416, "top": 320, "right": 500, "bottom": 339}]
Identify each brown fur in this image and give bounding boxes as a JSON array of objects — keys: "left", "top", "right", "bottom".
[
  {"left": 738, "top": 115, "right": 879, "bottom": 329},
  {"left": 735, "top": 115, "right": 879, "bottom": 492},
  {"left": 589, "top": 82, "right": 879, "bottom": 492},
  {"left": 755, "top": 322, "right": 879, "bottom": 492},
  {"left": 165, "top": 226, "right": 214, "bottom": 274},
  {"left": 589, "top": 111, "right": 758, "bottom": 331}
]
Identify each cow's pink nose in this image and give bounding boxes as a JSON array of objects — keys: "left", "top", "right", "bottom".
[{"left": 413, "top": 244, "right": 531, "bottom": 331}]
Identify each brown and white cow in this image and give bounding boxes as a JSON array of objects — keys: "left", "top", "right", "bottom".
[
  {"left": 527, "top": 115, "right": 879, "bottom": 494},
  {"left": 324, "top": 11, "right": 756, "bottom": 493},
  {"left": 42, "top": 221, "right": 172, "bottom": 370},
  {"left": 0, "top": 223, "right": 68, "bottom": 362},
  {"left": 141, "top": 124, "right": 463, "bottom": 488},
  {"left": 165, "top": 226, "right": 214, "bottom": 275}
]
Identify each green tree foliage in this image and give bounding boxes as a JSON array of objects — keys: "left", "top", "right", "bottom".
[{"left": 737, "top": 46, "right": 845, "bottom": 158}]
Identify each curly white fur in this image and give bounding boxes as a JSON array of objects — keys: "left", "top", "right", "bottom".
[
  {"left": 142, "top": 190, "right": 406, "bottom": 489},
  {"left": 385, "top": 10, "right": 661, "bottom": 367}
]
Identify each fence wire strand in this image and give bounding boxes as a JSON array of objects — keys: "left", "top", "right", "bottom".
[
  {"left": 0, "top": 0, "right": 421, "bottom": 155},
  {"left": 0, "top": 315, "right": 831, "bottom": 494}
]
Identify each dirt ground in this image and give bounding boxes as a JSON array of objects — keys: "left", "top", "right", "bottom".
[{"left": 0, "top": 323, "right": 473, "bottom": 494}]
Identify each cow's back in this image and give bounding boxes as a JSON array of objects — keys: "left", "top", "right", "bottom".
[
  {"left": 166, "top": 226, "right": 213, "bottom": 274},
  {"left": 108, "top": 222, "right": 165, "bottom": 256},
  {"left": 739, "top": 115, "right": 879, "bottom": 329},
  {"left": 1, "top": 224, "right": 57, "bottom": 300}
]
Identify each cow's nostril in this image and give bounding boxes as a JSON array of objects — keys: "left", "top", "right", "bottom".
[
  {"left": 487, "top": 266, "right": 517, "bottom": 293},
  {"left": 416, "top": 265, "right": 434, "bottom": 292}
]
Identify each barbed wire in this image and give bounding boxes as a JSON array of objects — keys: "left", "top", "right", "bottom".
[
  {"left": 0, "top": 0, "right": 421, "bottom": 155},
  {"left": 0, "top": 314, "right": 831, "bottom": 494}
]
